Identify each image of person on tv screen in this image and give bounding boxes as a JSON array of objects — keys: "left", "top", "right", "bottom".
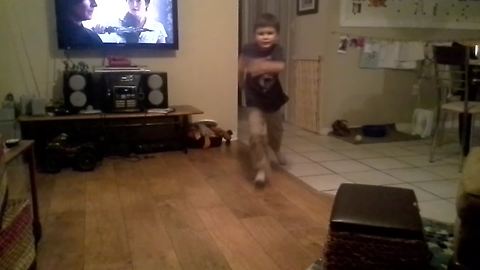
[
  {"left": 95, "top": 0, "right": 167, "bottom": 44},
  {"left": 57, "top": 0, "right": 103, "bottom": 48}
]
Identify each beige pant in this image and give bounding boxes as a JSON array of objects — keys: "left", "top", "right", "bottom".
[{"left": 248, "top": 107, "right": 284, "bottom": 174}]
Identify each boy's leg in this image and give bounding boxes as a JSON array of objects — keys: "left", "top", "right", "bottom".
[
  {"left": 266, "top": 109, "right": 286, "bottom": 165},
  {"left": 248, "top": 108, "right": 270, "bottom": 184}
]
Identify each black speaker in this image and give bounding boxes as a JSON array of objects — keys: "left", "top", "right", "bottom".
[
  {"left": 141, "top": 72, "right": 168, "bottom": 109},
  {"left": 63, "top": 72, "right": 92, "bottom": 112}
]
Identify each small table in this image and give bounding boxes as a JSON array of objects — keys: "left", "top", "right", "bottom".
[{"left": 3, "top": 140, "right": 41, "bottom": 243}]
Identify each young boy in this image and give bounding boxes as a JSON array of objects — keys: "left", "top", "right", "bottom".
[{"left": 239, "top": 13, "right": 289, "bottom": 187}]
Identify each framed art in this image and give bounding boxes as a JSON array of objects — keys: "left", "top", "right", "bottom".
[{"left": 297, "top": 0, "right": 319, "bottom": 16}]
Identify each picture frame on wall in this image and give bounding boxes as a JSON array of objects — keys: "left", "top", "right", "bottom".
[{"left": 297, "top": 0, "right": 319, "bottom": 16}]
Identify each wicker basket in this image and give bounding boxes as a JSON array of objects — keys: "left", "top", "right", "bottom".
[
  {"left": 324, "top": 231, "right": 432, "bottom": 270},
  {"left": 0, "top": 199, "right": 35, "bottom": 270}
]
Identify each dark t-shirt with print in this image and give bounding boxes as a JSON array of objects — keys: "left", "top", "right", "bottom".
[{"left": 242, "top": 43, "right": 289, "bottom": 113}]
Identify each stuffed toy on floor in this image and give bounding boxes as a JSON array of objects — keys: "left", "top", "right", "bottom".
[{"left": 187, "top": 120, "right": 233, "bottom": 149}]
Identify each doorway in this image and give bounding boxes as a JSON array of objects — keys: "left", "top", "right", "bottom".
[{"left": 237, "top": 0, "right": 294, "bottom": 143}]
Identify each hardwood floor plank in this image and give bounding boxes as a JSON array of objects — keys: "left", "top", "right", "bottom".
[
  {"left": 84, "top": 209, "right": 133, "bottom": 270},
  {"left": 198, "top": 206, "right": 281, "bottom": 270},
  {"left": 188, "top": 149, "right": 270, "bottom": 219},
  {"left": 156, "top": 197, "right": 207, "bottom": 232},
  {"left": 48, "top": 169, "right": 87, "bottom": 214},
  {"left": 219, "top": 192, "right": 270, "bottom": 220},
  {"left": 260, "top": 192, "right": 320, "bottom": 231},
  {"left": 270, "top": 170, "right": 333, "bottom": 225},
  {"left": 288, "top": 226, "right": 328, "bottom": 259},
  {"left": 168, "top": 228, "right": 232, "bottom": 270},
  {"left": 36, "top": 173, "right": 55, "bottom": 225},
  {"left": 124, "top": 211, "right": 182, "bottom": 270},
  {"left": 37, "top": 211, "right": 85, "bottom": 270},
  {"left": 196, "top": 206, "right": 242, "bottom": 229},
  {"left": 114, "top": 159, "right": 183, "bottom": 270},
  {"left": 37, "top": 171, "right": 87, "bottom": 270},
  {"left": 242, "top": 216, "right": 315, "bottom": 270},
  {"left": 84, "top": 162, "right": 132, "bottom": 270},
  {"left": 36, "top": 142, "right": 333, "bottom": 270}
]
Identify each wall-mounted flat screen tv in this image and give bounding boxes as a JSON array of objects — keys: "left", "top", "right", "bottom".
[{"left": 55, "top": 0, "right": 178, "bottom": 50}]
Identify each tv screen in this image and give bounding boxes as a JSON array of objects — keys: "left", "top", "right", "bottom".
[{"left": 55, "top": 0, "right": 178, "bottom": 50}]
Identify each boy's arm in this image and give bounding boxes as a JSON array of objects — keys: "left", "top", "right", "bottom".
[
  {"left": 247, "top": 45, "right": 285, "bottom": 76},
  {"left": 238, "top": 55, "right": 246, "bottom": 88},
  {"left": 247, "top": 59, "right": 285, "bottom": 77}
]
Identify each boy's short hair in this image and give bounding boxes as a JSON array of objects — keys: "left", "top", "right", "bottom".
[
  {"left": 126, "top": 0, "right": 151, "bottom": 6},
  {"left": 254, "top": 13, "right": 280, "bottom": 32}
]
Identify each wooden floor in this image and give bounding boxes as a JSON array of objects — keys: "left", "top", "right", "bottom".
[{"left": 35, "top": 142, "right": 333, "bottom": 270}]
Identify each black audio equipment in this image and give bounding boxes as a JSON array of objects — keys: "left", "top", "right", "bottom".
[
  {"left": 103, "top": 73, "right": 143, "bottom": 112},
  {"left": 141, "top": 72, "right": 169, "bottom": 109},
  {"left": 63, "top": 72, "right": 92, "bottom": 112},
  {"left": 63, "top": 71, "right": 169, "bottom": 113}
]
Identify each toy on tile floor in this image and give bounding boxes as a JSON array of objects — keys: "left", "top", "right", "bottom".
[
  {"left": 187, "top": 120, "right": 233, "bottom": 149},
  {"left": 43, "top": 133, "right": 102, "bottom": 173},
  {"left": 354, "top": 134, "right": 363, "bottom": 144},
  {"left": 331, "top": 120, "right": 351, "bottom": 137}
]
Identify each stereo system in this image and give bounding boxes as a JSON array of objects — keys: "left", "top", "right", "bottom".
[{"left": 63, "top": 71, "right": 168, "bottom": 113}]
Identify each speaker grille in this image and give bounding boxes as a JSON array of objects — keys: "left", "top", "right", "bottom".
[
  {"left": 143, "top": 72, "right": 168, "bottom": 109},
  {"left": 147, "top": 74, "right": 164, "bottom": 89},
  {"left": 148, "top": 90, "right": 164, "bottom": 106},
  {"left": 64, "top": 72, "right": 93, "bottom": 112},
  {"left": 70, "top": 91, "right": 87, "bottom": 108},
  {"left": 69, "top": 74, "right": 87, "bottom": 91}
]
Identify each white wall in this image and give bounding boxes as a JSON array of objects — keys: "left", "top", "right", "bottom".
[
  {"left": 0, "top": 0, "right": 239, "bottom": 133},
  {"left": 291, "top": 0, "right": 480, "bottom": 130}
]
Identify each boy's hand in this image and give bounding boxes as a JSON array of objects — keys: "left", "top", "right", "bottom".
[
  {"left": 246, "top": 59, "right": 270, "bottom": 77},
  {"left": 246, "top": 59, "right": 285, "bottom": 77}
]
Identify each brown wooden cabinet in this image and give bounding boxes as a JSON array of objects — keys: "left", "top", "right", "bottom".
[{"left": 18, "top": 105, "right": 203, "bottom": 170}]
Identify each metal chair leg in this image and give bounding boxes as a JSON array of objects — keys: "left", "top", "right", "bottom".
[
  {"left": 470, "top": 115, "right": 475, "bottom": 154},
  {"left": 430, "top": 110, "right": 447, "bottom": 163},
  {"left": 438, "top": 112, "right": 448, "bottom": 147}
]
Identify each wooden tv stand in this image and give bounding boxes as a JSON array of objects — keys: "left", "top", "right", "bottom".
[{"left": 18, "top": 105, "right": 203, "bottom": 168}]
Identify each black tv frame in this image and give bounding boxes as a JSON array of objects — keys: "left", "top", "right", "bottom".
[{"left": 55, "top": 0, "right": 179, "bottom": 51}]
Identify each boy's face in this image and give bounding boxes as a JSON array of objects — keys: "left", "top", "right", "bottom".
[
  {"left": 255, "top": 26, "right": 278, "bottom": 50},
  {"left": 127, "top": 0, "right": 148, "bottom": 16}
]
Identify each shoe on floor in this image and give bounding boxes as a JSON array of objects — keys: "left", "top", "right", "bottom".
[{"left": 254, "top": 170, "right": 266, "bottom": 188}]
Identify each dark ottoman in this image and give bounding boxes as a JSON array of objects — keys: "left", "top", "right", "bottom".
[{"left": 324, "top": 184, "right": 431, "bottom": 270}]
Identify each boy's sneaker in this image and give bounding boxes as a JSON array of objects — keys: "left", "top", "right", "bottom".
[{"left": 254, "top": 170, "right": 266, "bottom": 188}]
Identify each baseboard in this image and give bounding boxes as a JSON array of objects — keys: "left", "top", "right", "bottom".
[
  {"left": 437, "top": 119, "right": 480, "bottom": 129},
  {"left": 304, "top": 119, "right": 480, "bottom": 137},
  {"left": 396, "top": 119, "right": 480, "bottom": 134},
  {"left": 319, "top": 127, "right": 332, "bottom": 136},
  {"left": 395, "top": 122, "right": 413, "bottom": 134}
]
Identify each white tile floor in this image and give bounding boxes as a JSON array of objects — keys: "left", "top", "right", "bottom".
[{"left": 237, "top": 115, "right": 477, "bottom": 224}]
